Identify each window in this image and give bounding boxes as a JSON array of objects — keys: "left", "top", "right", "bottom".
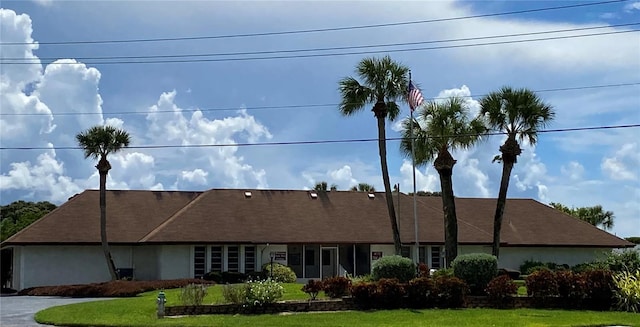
[
  {"left": 244, "top": 246, "right": 256, "bottom": 273},
  {"left": 322, "top": 249, "right": 331, "bottom": 266},
  {"left": 305, "top": 249, "right": 315, "bottom": 266},
  {"left": 194, "top": 246, "right": 206, "bottom": 278},
  {"left": 210, "top": 246, "right": 223, "bottom": 272},
  {"left": 227, "top": 246, "right": 239, "bottom": 272},
  {"left": 431, "top": 246, "right": 442, "bottom": 269},
  {"left": 419, "top": 246, "right": 427, "bottom": 264},
  {"left": 401, "top": 246, "right": 411, "bottom": 259}
]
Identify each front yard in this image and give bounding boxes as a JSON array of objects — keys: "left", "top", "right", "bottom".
[{"left": 35, "top": 284, "right": 640, "bottom": 327}]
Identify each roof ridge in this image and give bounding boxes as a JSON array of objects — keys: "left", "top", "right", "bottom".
[{"left": 138, "top": 192, "right": 204, "bottom": 242}]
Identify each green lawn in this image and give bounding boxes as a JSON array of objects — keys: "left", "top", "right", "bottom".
[{"left": 35, "top": 284, "right": 640, "bottom": 327}]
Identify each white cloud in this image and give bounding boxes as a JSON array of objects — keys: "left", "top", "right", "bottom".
[
  {"left": 180, "top": 169, "right": 208, "bottom": 185},
  {"left": 400, "top": 160, "right": 438, "bottom": 193},
  {"left": 328, "top": 165, "right": 358, "bottom": 188},
  {"left": 0, "top": 145, "right": 83, "bottom": 202},
  {"left": 145, "top": 90, "right": 272, "bottom": 189},
  {"left": 560, "top": 161, "right": 585, "bottom": 181},
  {"left": 31, "top": 0, "right": 53, "bottom": 6},
  {"left": 624, "top": 1, "right": 640, "bottom": 12},
  {"left": 435, "top": 85, "right": 481, "bottom": 117},
  {"left": 601, "top": 143, "right": 639, "bottom": 181}
]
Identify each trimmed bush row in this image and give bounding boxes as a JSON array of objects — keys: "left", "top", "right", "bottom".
[{"left": 17, "top": 279, "right": 215, "bottom": 297}]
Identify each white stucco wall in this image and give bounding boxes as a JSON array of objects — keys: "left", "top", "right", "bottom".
[
  {"left": 132, "top": 246, "right": 159, "bottom": 281},
  {"left": 259, "top": 244, "right": 287, "bottom": 270},
  {"left": 499, "top": 247, "right": 612, "bottom": 270},
  {"left": 370, "top": 244, "right": 396, "bottom": 266},
  {"left": 157, "top": 245, "right": 190, "bottom": 280},
  {"left": 15, "top": 245, "right": 134, "bottom": 289}
]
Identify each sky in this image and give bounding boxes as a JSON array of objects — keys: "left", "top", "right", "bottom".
[{"left": 0, "top": 0, "right": 638, "bottom": 238}]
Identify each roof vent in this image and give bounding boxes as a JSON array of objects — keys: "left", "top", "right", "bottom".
[
  {"left": 367, "top": 193, "right": 375, "bottom": 199},
  {"left": 244, "top": 191, "right": 252, "bottom": 198},
  {"left": 309, "top": 191, "right": 318, "bottom": 199}
]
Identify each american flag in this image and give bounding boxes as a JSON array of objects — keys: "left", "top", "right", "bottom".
[{"left": 408, "top": 80, "right": 424, "bottom": 112}]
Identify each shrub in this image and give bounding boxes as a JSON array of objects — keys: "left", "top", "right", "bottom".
[
  {"left": 497, "top": 268, "right": 521, "bottom": 280},
  {"left": 432, "top": 268, "right": 454, "bottom": 278},
  {"left": 301, "top": 280, "right": 323, "bottom": 300},
  {"left": 348, "top": 274, "right": 373, "bottom": 284},
  {"left": 417, "top": 263, "right": 430, "bottom": 278},
  {"left": 246, "top": 279, "right": 284, "bottom": 306},
  {"left": 485, "top": 275, "right": 517, "bottom": 308},
  {"left": 571, "top": 262, "right": 598, "bottom": 273},
  {"left": 452, "top": 253, "right": 498, "bottom": 295},
  {"left": 178, "top": 283, "right": 207, "bottom": 306},
  {"left": 350, "top": 282, "right": 379, "bottom": 309},
  {"left": 17, "top": 279, "right": 214, "bottom": 297},
  {"left": 376, "top": 278, "right": 405, "bottom": 309},
  {"left": 583, "top": 268, "right": 615, "bottom": 310},
  {"left": 222, "top": 283, "right": 247, "bottom": 304},
  {"left": 434, "top": 276, "right": 468, "bottom": 308},
  {"left": 261, "top": 263, "right": 297, "bottom": 283},
  {"left": 605, "top": 250, "right": 640, "bottom": 273},
  {"left": 555, "top": 270, "right": 586, "bottom": 308},
  {"left": 323, "top": 276, "right": 351, "bottom": 298},
  {"left": 371, "top": 255, "right": 416, "bottom": 283},
  {"left": 204, "top": 271, "right": 247, "bottom": 284},
  {"left": 613, "top": 270, "right": 640, "bottom": 313},
  {"left": 520, "top": 260, "right": 545, "bottom": 275},
  {"left": 525, "top": 269, "right": 558, "bottom": 298},
  {"left": 406, "top": 277, "right": 435, "bottom": 308}
]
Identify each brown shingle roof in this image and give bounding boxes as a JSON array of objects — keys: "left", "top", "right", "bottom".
[{"left": 3, "top": 189, "right": 633, "bottom": 248}]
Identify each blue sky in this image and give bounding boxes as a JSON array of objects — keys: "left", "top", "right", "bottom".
[{"left": 1, "top": 1, "right": 638, "bottom": 238}]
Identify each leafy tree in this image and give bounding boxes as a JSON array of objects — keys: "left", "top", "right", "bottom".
[
  {"left": 625, "top": 237, "right": 640, "bottom": 245},
  {"left": 550, "top": 202, "right": 615, "bottom": 230},
  {"left": 339, "top": 55, "right": 409, "bottom": 255},
  {"left": 401, "top": 97, "right": 486, "bottom": 267},
  {"left": 314, "top": 181, "right": 337, "bottom": 191},
  {"left": 350, "top": 183, "right": 376, "bottom": 192},
  {"left": 0, "top": 201, "right": 57, "bottom": 241},
  {"left": 479, "top": 87, "right": 554, "bottom": 258},
  {"left": 76, "top": 125, "right": 131, "bottom": 280},
  {"left": 409, "top": 191, "right": 442, "bottom": 197}
]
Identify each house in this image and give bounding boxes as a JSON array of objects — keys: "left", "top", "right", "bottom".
[{"left": 1, "top": 189, "right": 633, "bottom": 290}]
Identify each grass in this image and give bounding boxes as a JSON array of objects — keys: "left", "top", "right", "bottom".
[{"left": 35, "top": 283, "right": 640, "bottom": 327}]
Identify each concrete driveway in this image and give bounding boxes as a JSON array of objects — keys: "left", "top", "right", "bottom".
[{"left": 0, "top": 295, "right": 113, "bottom": 327}]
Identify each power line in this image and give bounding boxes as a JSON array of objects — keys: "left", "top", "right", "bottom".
[
  {"left": 2, "top": 124, "right": 638, "bottom": 151},
  {"left": 3, "top": 29, "right": 637, "bottom": 65},
  {"left": 0, "top": 0, "right": 626, "bottom": 46},
  {"left": 4, "top": 23, "right": 636, "bottom": 62},
  {"left": 2, "top": 82, "right": 637, "bottom": 117}
]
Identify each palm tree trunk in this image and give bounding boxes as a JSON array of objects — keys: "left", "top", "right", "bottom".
[
  {"left": 435, "top": 150, "right": 457, "bottom": 268},
  {"left": 98, "top": 160, "right": 118, "bottom": 281},
  {"left": 491, "top": 159, "right": 515, "bottom": 258},
  {"left": 377, "top": 116, "right": 402, "bottom": 255}
]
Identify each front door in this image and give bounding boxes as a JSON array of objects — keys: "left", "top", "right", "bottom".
[{"left": 321, "top": 248, "right": 337, "bottom": 278}]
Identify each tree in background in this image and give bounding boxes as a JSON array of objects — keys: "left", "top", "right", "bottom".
[
  {"left": 314, "top": 181, "right": 338, "bottom": 191},
  {"left": 339, "top": 55, "right": 409, "bottom": 255},
  {"left": 401, "top": 97, "right": 486, "bottom": 267},
  {"left": 479, "top": 87, "right": 554, "bottom": 258},
  {"left": 76, "top": 125, "right": 131, "bottom": 280},
  {"left": 1, "top": 201, "right": 57, "bottom": 242},
  {"left": 350, "top": 183, "right": 376, "bottom": 192},
  {"left": 550, "top": 202, "right": 615, "bottom": 230}
]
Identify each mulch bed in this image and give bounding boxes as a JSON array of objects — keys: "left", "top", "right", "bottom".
[{"left": 17, "top": 279, "right": 214, "bottom": 297}]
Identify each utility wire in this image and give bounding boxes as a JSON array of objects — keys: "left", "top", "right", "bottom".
[
  {"left": 2, "top": 124, "right": 638, "bottom": 151},
  {"left": 0, "top": 0, "right": 626, "bottom": 46},
  {"left": 2, "top": 82, "right": 637, "bottom": 117},
  {"left": 4, "top": 23, "right": 636, "bottom": 62},
  {"left": 3, "top": 29, "right": 637, "bottom": 65}
]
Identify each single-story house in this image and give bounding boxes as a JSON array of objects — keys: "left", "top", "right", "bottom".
[{"left": 1, "top": 189, "right": 633, "bottom": 290}]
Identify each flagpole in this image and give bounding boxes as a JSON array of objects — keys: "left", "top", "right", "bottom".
[{"left": 409, "top": 72, "right": 419, "bottom": 265}]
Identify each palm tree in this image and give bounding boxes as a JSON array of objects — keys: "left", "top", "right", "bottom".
[
  {"left": 401, "top": 97, "right": 486, "bottom": 267},
  {"left": 550, "top": 203, "right": 614, "bottom": 230},
  {"left": 76, "top": 125, "right": 131, "bottom": 280},
  {"left": 480, "top": 87, "right": 554, "bottom": 258},
  {"left": 350, "top": 183, "right": 376, "bottom": 192},
  {"left": 339, "top": 56, "right": 409, "bottom": 255},
  {"left": 314, "top": 181, "right": 337, "bottom": 191}
]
